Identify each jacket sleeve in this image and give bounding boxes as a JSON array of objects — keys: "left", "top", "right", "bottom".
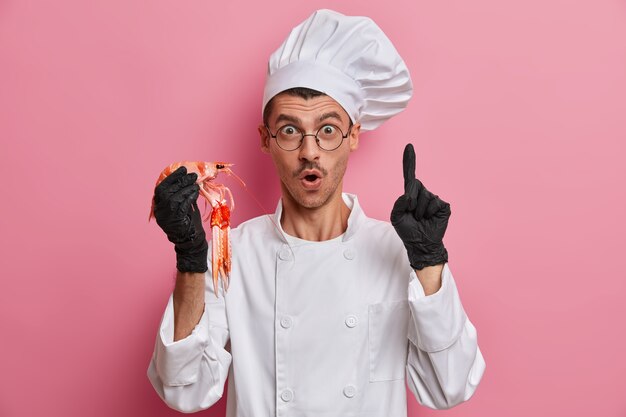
[
  {"left": 147, "top": 272, "right": 232, "bottom": 413},
  {"left": 405, "top": 262, "right": 486, "bottom": 409}
]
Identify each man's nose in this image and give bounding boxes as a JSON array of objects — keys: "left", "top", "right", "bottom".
[{"left": 298, "top": 134, "right": 320, "bottom": 161}]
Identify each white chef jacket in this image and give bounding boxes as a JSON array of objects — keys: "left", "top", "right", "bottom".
[{"left": 147, "top": 193, "right": 485, "bottom": 416}]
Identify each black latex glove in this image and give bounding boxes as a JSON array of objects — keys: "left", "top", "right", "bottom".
[
  {"left": 153, "top": 166, "right": 208, "bottom": 273},
  {"left": 390, "top": 144, "right": 450, "bottom": 270}
]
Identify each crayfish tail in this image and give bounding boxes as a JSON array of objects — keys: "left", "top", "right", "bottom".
[
  {"left": 212, "top": 225, "right": 220, "bottom": 298},
  {"left": 208, "top": 200, "right": 232, "bottom": 298}
]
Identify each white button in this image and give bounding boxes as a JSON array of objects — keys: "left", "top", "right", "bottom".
[
  {"left": 280, "top": 316, "right": 293, "bottom": 329},
  {"left": 280, "top": 389, "right": 294, "bottom": 402},
  {"left": 343, "top": 249, "right": 355, "bottom": 260},
  {"left": 343, "top": 385, "right": 356, "bottom": 398},
  {"left": 279, "top": 248, "right": 292, "bottom": 261},
  {"left": 345, "top": 315, "right": 358, "bottom": 328}
]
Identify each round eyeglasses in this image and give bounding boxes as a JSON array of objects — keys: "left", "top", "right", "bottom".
[{"left": 265, "top": 123, "right": 352, "bottom": 151}]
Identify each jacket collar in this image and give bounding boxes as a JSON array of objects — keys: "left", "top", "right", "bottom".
[{"left": 273, "top": 193, "right": 366, "bottom": 242}]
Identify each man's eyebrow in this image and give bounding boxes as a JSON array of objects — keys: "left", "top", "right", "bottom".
[
  {"left": 275, "top": 114, "right": 302, "bottom": 125},
  {"left": 319, "top": 112, "right": 344, "bottom": 123},
  {"left": 274, "top": 112, "right": 345, "bottom": 126}
]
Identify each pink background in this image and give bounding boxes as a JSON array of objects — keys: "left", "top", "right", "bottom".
[{"left": 1, "top": 0, "right": 625, "bottom": 416}]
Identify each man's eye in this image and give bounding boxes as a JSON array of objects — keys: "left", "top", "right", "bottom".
[
  {"left": 280, "top": 125, "right": 298, "bottom": 135},
  {"left": 322, "top": 125, "right": 336, "bottom": 135}
]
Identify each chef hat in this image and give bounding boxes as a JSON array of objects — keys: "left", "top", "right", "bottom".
[{"left": 262, "top": 9, "right": 413, "bottom": 131}]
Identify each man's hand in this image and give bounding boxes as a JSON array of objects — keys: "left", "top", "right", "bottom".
[
  {"left": 390, "top": 144, "right": 450, "bottom": 270},
  {"left": 153, "top": 166, "right": 208, "bottom": 273}
]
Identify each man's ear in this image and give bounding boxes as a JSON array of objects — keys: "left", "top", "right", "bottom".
[
  {"left": 259, "top": 124, "right": 270, "bottom": 153},
  {"left": 349, "top": 122, "right": 360, "bottom": 151}
]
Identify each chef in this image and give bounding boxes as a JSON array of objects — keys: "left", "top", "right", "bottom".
[{"left": 147, "top": 9, "right": 486, "bottom": 416}]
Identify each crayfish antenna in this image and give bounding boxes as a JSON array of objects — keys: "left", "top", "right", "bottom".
[
  {"left": 203, "top": 198, "right": 211, "bottom": 222},
  {"left": 225, "top": 168, "right": 247, "bottom": 189},
  {"left": 225, "top": 186, "right": 235, "bottom": 212}
]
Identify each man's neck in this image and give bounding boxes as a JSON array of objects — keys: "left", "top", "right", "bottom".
[{"left": 280, "top": 190, "right": 351, "bottom": 242}]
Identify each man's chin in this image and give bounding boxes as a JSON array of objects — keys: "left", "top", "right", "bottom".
[
  {"left": 289, "top": 189, "right": 330, "bottom": 210},
  {"left": 296, "top": 196, "right": 325, "bottom": 209}
]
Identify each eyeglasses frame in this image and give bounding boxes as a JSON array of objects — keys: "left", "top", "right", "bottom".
[{"left": 264, "top": 122, "right": 353, "bottom": 151}]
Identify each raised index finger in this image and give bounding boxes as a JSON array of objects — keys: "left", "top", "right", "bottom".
[{"left": 402, "top": 143, "right": 416, "bottom": 192}]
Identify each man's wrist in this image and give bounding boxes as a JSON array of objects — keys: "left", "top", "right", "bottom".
[
  {"left": 173, "top": 271, "right": 206, "bottom": 341},
  {"left": 415, "top": 263, "right": 444, "bottom": 296}
]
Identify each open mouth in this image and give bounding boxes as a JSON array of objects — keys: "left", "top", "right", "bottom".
[{"left": 299, "top": 170, "right": 322, "bottom": 190}]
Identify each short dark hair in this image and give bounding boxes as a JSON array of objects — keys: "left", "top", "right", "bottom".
[{"left": 263, "top": 87, "right": 326, "bottom": 126}]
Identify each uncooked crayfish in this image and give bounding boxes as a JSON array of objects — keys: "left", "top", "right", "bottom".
[{"left": 149, "top": 161, "right": 243, "bottom": 298}]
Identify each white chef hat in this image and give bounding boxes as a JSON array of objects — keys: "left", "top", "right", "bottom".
[{"left": 262, "top": 9, "right": 413, "bottom": 132}]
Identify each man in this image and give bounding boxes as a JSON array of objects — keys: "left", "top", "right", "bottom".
[{"left": 148, "top": 9, "right": 485, "bottom": 416}]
